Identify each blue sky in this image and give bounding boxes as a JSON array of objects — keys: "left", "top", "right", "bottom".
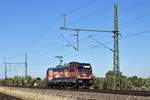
[{"left": 0, "top": 0, "right": 150, "bottom": 79}]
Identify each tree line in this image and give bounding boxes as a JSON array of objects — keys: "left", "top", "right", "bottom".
[
  {"left": 0, "top": 70, "right": 150, "bottom": 90},
  {"left": 93, "top": 71, "right": 150, "bottom": 90},
  {"left": 0, "top": 76, "right": 45, "bottom": 87}
]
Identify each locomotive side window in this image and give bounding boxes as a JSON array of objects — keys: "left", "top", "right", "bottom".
[
  {"left": 78, "top": 65, "right": 91, "bottom": 73},
  {"left": 84, "top": 67, "right": 91, "bottom": 73}
]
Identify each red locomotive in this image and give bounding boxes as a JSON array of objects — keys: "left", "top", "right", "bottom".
[{"left": 46, "top": 62, "right": 93, "bottom": 88}]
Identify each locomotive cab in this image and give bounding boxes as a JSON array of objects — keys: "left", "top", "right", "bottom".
[{"left": 75, "top": 63, "right": 93, "bottom": 88}]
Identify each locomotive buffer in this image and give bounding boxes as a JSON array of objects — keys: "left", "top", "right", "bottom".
[{"left": 60, "top": 4, "right": 121, "bottom": 90}]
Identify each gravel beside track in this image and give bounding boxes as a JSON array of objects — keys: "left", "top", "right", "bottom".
[{"left": 0, "top": 86, "right": 150, "bottom": 100}]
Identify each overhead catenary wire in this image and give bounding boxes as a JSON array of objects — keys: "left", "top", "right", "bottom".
[
  {"left": 69, "top": 5, "right": 113, "bottom": 25},
  {"left": 88, "top": 29, "right": 150, "bottom": 49},
  {"left": 66, "top": 0, "right": 97, "bottom": 15},
  {"left": 23, "top": 0, "right": 99, "bottom": 62},
  {"left": 29, "top": 46, "right": 65, "bottom": 62},
  {"left": 35, "top": 51, "right": 79, "bottom": 68},
  {"left": 28, "top": 34, "right": 89, "bottom": 63},
  {"left": 10, "top": 15, "right": 64, "bottom": 60},
  {"left": 119, "top": 12, "right": 150, "bottom": 28},
  {"left": 39, "top": 51, "right": 78, "bottom": 66},
  {"left": 29, "top": 1, "right": 150, "bottom": 68},
  {"left": 44, "top": 54, "right": 77, "bottom": 66},
  {"left": 10, "top": 0, "right": 97, "bottom": 61},
  {"left": 28, "top": 44, "right": 76, "bottom": 65},
  {"left": 28, "top": 15, "right": 63, "bottom": 50},
  {"left": 59, "top": 34, "right": 77, "bottom": 50},
  {"left": 88, "top": 35, "right": 114, "bottom": 52},
  {"left": 28, "top": 35, "right": 82, "bottom": 63},
  {"left": 82, "top": 1, "right": 147, "bottom": 29},
  {"left": 82, "top": 2, "right": 148, "bottom": 29},
  {"left": 92, "top": 34, "right": 113, "bottom": 38},
  {"left": 29, "top": 0, "right": 101, "bottom": 63},
  {"left": 123, "top": 30, "right": 150, "bottom": 38},
  {"left": 10, "top": 1, "right": 109, "bottom": 62}
]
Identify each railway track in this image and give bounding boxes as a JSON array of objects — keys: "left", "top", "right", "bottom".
[
  {"left": 50, "top": 88, "right": 150, "bottom": 97},
  {"left": 6, "top": 86, "right": 150, "bottom": 97},
  {"left": 1, "top": 86, "right": 150, "bottom": 100},
  {"left": 77, "top": 89, "right": 150, "bottom": 97}
]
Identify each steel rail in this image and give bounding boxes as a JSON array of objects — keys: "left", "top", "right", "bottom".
[{"left": 2, "top": 85, "right": 150, "bottom": 97}]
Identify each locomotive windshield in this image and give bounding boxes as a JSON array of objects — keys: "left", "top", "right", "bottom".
[{"left": 78, "top": 65, "right": 91, "bottom": 73}]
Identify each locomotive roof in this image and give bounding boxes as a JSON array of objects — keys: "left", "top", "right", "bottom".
[
  {"left": 69, "top": 62, "right": 91, "bottom": 65},
  {"left": 47, "top": 64, "right": 69, "bottom": 70},
  {"left": 47, "top": 62, "right": 91, "bottom": 70}
]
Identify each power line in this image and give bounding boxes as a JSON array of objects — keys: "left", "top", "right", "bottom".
[
  {"left": 30, "top": 36, "right": 90, "bottom": 66},
  {"left": 80, "top": 2, "right": 143, "bottom": 28},
  {"left": 88, "top": 35, "right": 114, "bottom": 52},
  {"left": 89, "top": 30, "right": 150, "bottom": 49},
  {"left": 8, "top": 0, "right": 96, "bottom": 64},
  {"left": 66, "top": 0, "right": 97, "bottom": 15},
  {"left": 28, "top": 0, "right": 98, "bottom": 61},
  {"left": 123, "top": 30, "right": 150, "bottom": 38},
  {"left": 31, "top": 35, "right": 90, "bottom": 66},
  {"left": 17, "top": 0, "right": 103, "bottom": 63},
  {"left": 59, "top": 33, "right": 89, "bottom": 50},
  {"left": 9, "top": 1, "right": 111, "bottom": 62},
  {"left": 10, "top": 15, "right": 63, "bottom": 60},
  {"left": 92, "top": 34, "right": 113, "bottom": 38},
  {"left": 119, "top": 12, "right": 150, "bottom": 27},
  {"left": 59, "top": 34, "right": 76, "bottom": 50},
  {"left": 83, "top": 1, "right": 147, "bottom": 29},
  {"left": 28, "top": 15, "right": 63, "bottom": 50},
  {"left": 28, "top": 33, "right": 88, "bottom": 63},
  {"left": 69, "top": 5, "right": 113, "bottom": 25},
  {"left": 86, "top": 40, "right": 113, "bottom": 49},
  {"left": 28, "top": 35, "right": 89, "bottom": 63},
  {"left": 37, "top": 52, "right": 78, "bottom": 68}
]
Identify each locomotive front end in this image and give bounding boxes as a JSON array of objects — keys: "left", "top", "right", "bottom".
[{"left": 76, "top": 63, "right": 93, "bottom": 88}]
